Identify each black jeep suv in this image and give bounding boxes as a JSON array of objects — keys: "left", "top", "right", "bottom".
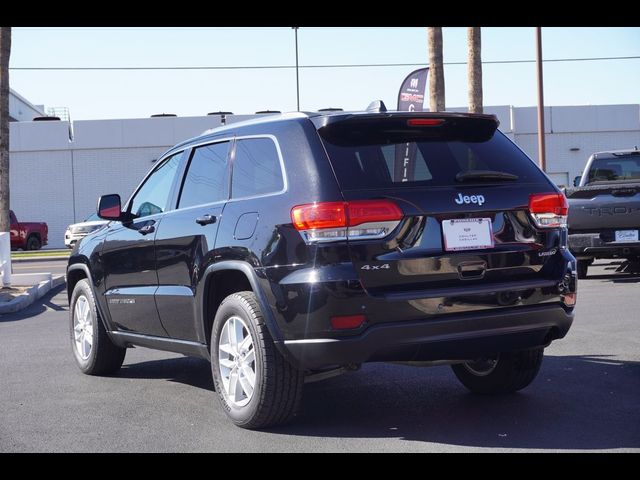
[{"left": 67, "top": 106, "right": 577, "bottom": 429}]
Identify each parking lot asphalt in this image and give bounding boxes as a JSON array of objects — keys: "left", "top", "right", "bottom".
[{"left": 0, "top": 261, "right": 638, "bottom": 452}]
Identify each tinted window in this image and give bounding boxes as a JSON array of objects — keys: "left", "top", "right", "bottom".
[
  {"left": 322, "top": 130, "right": 547, "bottom": 190},
  {"left": 179, "top": 142, "right": 230, "bottom": 208},
  {"left": 381, "top": 144, "right": 432, "bottom": 182},
  {"left": 129, "top": 153, "right": 182, "bottom": 218},
  {"left": 232, "top": 138, "right": 284, "bottom": 198},
  {"left": 587, "top": 155, "right": 640, "bottom": 184}
]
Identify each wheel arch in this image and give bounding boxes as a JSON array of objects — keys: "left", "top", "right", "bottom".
[
  {"left": 67, "top": 264, "right": 90, "bottom": 303},
  {"left": 26, "top": 232, "right": 41, "bottom": 248},
  {"left": 198, "top": 261, "right": 285, "bottom": 355},
  {"left": 67, "top": 263, "right": 123, "bottom": 347}
]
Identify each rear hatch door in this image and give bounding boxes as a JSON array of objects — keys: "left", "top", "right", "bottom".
[{"left": 316, "top": 113, "right": 566, "bottom": 299}]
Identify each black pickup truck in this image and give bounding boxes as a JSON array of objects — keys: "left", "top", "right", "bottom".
[{"left": 566, "top": 148, "right": 640, "bottom": 278}]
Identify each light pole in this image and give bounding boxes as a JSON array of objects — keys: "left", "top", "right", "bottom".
[
  {"left": 293, "top": 27, "right": 300, "bottom": 111},
  {"left": 535, "top": 27, "right": 546, "bottom": 171}
]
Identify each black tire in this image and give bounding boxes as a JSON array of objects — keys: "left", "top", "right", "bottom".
[
  {"left": 577, "top": 259, "right": 590, "bottom": 279},
  {"left": 452, "top": 347, "right": 544, "bottom": 394},
  {"left": 69, "top": 279, "right": 126, "bottom": 375},
  {"left": 211, "top": 291, "right": 303, "bottom": 429},
  {"left": 26, "top": 235, "right": 41, "bottom": 251}
]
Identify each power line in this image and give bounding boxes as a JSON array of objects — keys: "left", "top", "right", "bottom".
[
  {"left": 9, "top": 55, "right": 640, "bottom": 71},
  {"left": 13, "top": 27, "right": 421, "bottom": 31}
]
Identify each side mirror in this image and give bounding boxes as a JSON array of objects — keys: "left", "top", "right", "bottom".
[
  {"left": 573, "top": 176, "right": 581, "bottom": 187},
  {"left": 97, "top": 194, "right": 122, "bottom": 220}
]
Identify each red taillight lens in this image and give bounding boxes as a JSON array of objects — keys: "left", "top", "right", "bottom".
[
  {"left": 529, "top": 193, "right": 568, "bottom": 215},
  {"left": 291, "top": 200, "right": 402, "bottom": 230},
  {"left": 330, "top": 314, "right": 366, "bottom": 330},
  {"left": 291, "top": 202, "right": 347, "bottom": 230},
  {"left": 347, "top": 200, "right": 403, "bottom": 226},
  {"left": 291, "top": 200, "right": 403, "bottom": 243},
  {"left": 528, "top": 193, "right": 568, "bottom": 228},
  {"left": 562, "top": 292, "right": 577, "bottom": 307},
  {"left": 407, "top": 118, "right": 444, "bottom": 127}
]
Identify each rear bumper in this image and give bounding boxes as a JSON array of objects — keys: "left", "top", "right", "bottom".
[
  {"left": 280, "top": 305, "right": 574, "bottom": 370},
  {"left": 569, "top": 232, "right": 640, "bottom": 259}
]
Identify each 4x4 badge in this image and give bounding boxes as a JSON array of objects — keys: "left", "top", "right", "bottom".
[{"left": 361, "top": 264, "right": 391, "bottom": 270}]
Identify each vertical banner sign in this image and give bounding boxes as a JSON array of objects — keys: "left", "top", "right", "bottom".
[{"left": 395, "top": 68, "right": 429, "bottom": 182}]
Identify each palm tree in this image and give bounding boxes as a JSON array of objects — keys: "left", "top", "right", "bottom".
[
  {"left": 467, "top": 27, "right": 483, "bottom": 114},
  {"left": 0, "top": 27, "right": 11, "bottom": 233},
  {"left": 427, "top": 27, "right": 445, "bottom": 112}
]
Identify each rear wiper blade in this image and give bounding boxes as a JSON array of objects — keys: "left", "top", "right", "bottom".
[{"left": 456, "top": 170, "right": 519, "bottom": 182}]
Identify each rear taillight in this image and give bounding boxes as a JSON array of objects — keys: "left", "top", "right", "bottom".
[
  {"left": 528, "top": 193, "right": 568, "bottom": 228},
  {"left": 562, "top": 292, "right": 577, "bottom": 307},
  {"left": 291, "top": 200, "right": 403, "bottom": 243}
]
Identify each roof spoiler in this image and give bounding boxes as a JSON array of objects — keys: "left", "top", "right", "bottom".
[{"left": 315, "top": 112, "right": 500, "bottom": 146}]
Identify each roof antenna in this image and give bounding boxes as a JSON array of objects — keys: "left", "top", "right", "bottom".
[{"left": 366, "top": 100, "right": 387, "bottom": 113}]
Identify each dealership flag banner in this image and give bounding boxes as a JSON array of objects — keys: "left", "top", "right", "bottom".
[{"left": 395, "top": 67, "right": 429, "bottom": 182}]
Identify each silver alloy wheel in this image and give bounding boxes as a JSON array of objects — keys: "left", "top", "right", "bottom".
[
  {"left": 73, "top": 295, "right": 94, "bottom": 360},
  {"left": 462, "top": 355, "right": 499, "bottom": 376},
  {"left": 218, "top": 315, "right": 257, "bottom": 408}
]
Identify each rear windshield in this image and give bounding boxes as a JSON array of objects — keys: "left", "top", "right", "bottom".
[
  {"left": 320, "top": 130, "right": 548, "bottom": 190},
  {"left": 587, "top": 155, "right": 640, "bottom": 184}
]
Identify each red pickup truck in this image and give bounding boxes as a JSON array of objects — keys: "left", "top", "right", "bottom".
[{"left": 10, "top": 210, "right": 48, "bottom": 250}]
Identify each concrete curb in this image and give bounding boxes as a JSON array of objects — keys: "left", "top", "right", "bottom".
[{"left": 0, "top": 275, "right": 66, "bottom": 315}]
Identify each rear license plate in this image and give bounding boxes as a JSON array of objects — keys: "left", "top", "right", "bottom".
[
  {"left": 442, "top": 218, "right": 494, "bottom": 251},
  {"left": 615, "top": 230, "right": 639, "bottom": 242}
]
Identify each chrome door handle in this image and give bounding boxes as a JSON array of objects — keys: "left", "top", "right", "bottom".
[{"left": 196, "top": 214, "right": 217, "bottom": 226}]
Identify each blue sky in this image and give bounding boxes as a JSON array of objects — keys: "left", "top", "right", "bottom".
[{"left": 9, "top": 27, "right": 640, "bottom": 120}]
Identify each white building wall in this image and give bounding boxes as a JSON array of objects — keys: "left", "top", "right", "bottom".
[
  {"left": 515, "top": 131, "right": 640, "bottom": 187},
  {"left": 9, "top": 150, "right": 75, "bottom": 248},
  {"left": 9, "top": 115, "right": 227, "bottom": 248},
  {"left": 8, "top": 107, "right": 640, "bottom": 249},
  {"left": 71, "top": 147, "right": 171, "bottom": 223}
]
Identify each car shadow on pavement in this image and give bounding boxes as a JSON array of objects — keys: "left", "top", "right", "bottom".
[
  {"left": 271, "top": 354, "right": 640, "bottom": 450},
  {"left": 0, "top": 283, "right": 67, "bottom": 323},
  {"left": 117, "top": 357, "right": 214, "bottom": 391},
  {"left": 115, "top": 352, "right": 640, "bottom": 450},
  {"left": 585, "top": 273, "right": 640, "bottom": 283}
]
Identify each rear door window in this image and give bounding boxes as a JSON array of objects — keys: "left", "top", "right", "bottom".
[{"left": 231, "top": 137, "right": 284, "bottom": 199}]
